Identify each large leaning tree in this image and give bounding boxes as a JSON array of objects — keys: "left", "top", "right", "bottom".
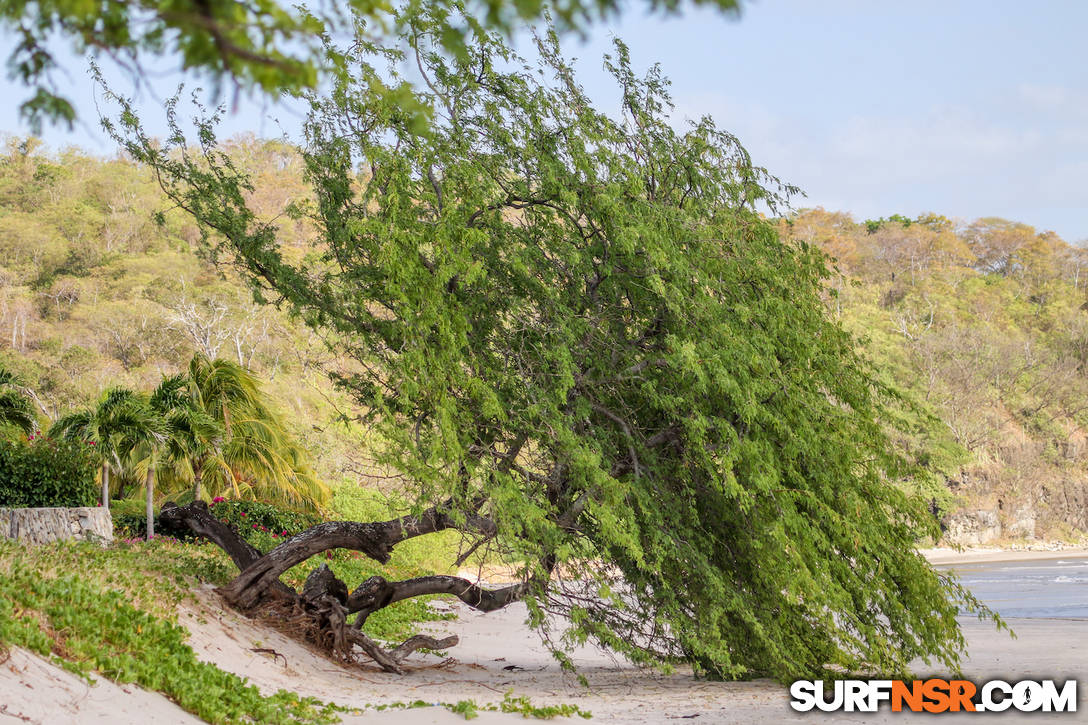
[{"left": 103, "top": 12, "right": 994, "bottom": 680}]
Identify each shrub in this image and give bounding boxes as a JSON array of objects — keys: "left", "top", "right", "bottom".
[
  {"left": 329, "top": 483, "right": 397, "bottom": 521},
  {"left": 0, "top": 434, "right": 97, "bottom": 507},
  {"left": 209, "top": 498, "right": 322, "bottom": 539}
]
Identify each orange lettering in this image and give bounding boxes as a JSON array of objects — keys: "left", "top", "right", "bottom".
[
  {"left": 892, "top": 680, "right": 923, "bottom": 712},
  {"left": 948, "top": 680, "right": 976, "bottom": 712},
  {"left": 922, "top": 679, "right": 950, "bottom": 713}
]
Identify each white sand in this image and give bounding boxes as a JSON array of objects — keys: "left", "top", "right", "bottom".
[
  {"left": 177, "top": 584, "right": 1085, "bottom": 724},
  {"left": 0, "top": 646, "right": 204, "bottom": 724},
  {"left": 177, "top": 586, "right": 788, "bottom": 723},
  {"left": 921, "top": 546, "right": 1088, "bottom": 566}
]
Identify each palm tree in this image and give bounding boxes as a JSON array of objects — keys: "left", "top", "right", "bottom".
[
  {"left": 0, "top": 363, "right": 37, "bottom": 435},
  {"left": 53, "top": 356, "right": 327, "bottom": 524},
  {"left": 51, "top": 387, "right": 154, "bottom": 510},
  {"left": 185, "top": 355, "right": 261, "bottom": 501},
  {"left": 182, "top": 354, "right": 328, "bottom": 509},
  {"left": 142, "top": 374, "right": 219, "bottom": 537},
  {"left": 125, "top": 415, "right": 167, "bottom": 540}
]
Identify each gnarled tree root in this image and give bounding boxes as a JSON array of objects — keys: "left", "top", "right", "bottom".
[
  {"left": 160, "top": 500, "right": 526, "bottom": 674},
  {"left": 160, "top": 501, "right": 461, "bottom": 673}
]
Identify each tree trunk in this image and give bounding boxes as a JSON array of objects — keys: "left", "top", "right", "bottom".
[
  {"left": 161, "top": 501, "right": 262, "bottom": 567},
  {"left": 218, "top": 503, "right": 497, "bottom": 610},
  {"left": 156, "top": 500, "right": 533, "bottom": 673},
  {"left": 219, "top": 520, "right": 403, "bottom": 608},
  {"left": 145, "top": 467, "right": 155, "bottom": 540},
  {"left": 191, "top": 457, "right": 204, "bottom": 502},
  {"left": 101, "top": 464, "right": 110, "bottom": 510},
  {"left": 160, "top": 501, "right": 298, "bottom": 602}
]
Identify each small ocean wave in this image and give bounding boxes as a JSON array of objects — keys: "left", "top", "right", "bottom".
[
  {"left": 993, "top": 563, "right": 1086, "bottom": 572},
  {"left": 950, "top": 558, "right": 1088, "bottom": 617}
]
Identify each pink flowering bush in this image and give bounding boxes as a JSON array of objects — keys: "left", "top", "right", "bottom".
[{"left": 206, "top": 498, "right": 321, "bottom": 552}]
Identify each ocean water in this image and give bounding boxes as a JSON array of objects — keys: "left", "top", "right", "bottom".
[{"left": 941, "top": 556, "right": 1088, "bottom": 619}]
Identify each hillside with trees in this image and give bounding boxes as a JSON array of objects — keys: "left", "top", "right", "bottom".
[
  {"left": 0, "top": 135, "right": 372, "bottom": 500},
  {"left": 782, "top": 209, "right": 1088, "bottom": 543},
  {"left": 2, "top": 132, "right": 1086, "bottom": 545}
]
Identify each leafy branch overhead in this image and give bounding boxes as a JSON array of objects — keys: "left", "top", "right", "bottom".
[
  {"left": 104, "top": 15, "right": 996, "bottom": 681},
  {"left": 1, "top": 0, "right": 742, "bottom": 131}
]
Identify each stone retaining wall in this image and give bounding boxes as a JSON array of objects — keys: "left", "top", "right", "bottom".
[{"left": 0, "top": 507, "right": 113, "bottom": 545}]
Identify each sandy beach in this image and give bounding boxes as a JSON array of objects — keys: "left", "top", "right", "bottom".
[
  {"left": 921, "top": 546, "right": 1088, "bottom": 566},
  {"left": 2, "top": 548, "right": 1085, "bottom": 724}
]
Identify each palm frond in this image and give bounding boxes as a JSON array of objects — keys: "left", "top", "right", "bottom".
[{"left": 0, "top": 364, "right": 37, "bottom": 435}]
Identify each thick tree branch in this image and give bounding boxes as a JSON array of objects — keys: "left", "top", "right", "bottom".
[
  {"left": 159, "top": 501, "right": 297, "bottom": 603},
  {"left": 212, "top": 500, "right": 496, "bottom": 609},
  {"left": 386, "top": 575, "right": 534, "bottom": 611},
  {"left": 160, "top": 500, "right": 262, "bottom": 569},
  {"left": 346, "top": 573, "right": 539, "bottom": 630}
]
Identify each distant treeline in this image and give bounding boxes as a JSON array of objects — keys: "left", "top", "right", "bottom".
[{"left": 782, "top": 209, "right": 1088, "bottom": 538}]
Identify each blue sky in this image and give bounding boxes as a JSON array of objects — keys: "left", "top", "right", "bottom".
[{"left": 2, "top": 0, "right": 1085, "bottom": 241}]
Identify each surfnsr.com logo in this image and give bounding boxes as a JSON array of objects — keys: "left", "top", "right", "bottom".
[{"left": 790, "top": 679, "right": 1077, "bottom": 713}]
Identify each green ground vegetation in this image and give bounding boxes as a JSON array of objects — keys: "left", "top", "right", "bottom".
[
  {"left": 0, "top": 538, "right": 341, "bottom": 724},
  {"left": 0, "top": 533, "right": 578, "bottom": 721}
]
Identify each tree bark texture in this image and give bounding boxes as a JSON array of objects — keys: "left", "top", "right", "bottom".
[{"left": 159, "top": 500, "right": 531, "bottom": 673}]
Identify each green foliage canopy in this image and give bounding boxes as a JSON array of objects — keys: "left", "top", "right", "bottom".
[{"left": 106, "top": 19, "right": 993, "bottom": 680}]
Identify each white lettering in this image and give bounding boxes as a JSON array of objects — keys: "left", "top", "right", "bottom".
[
  {"left": 817, "top": 680, "right": 844, "bottom": 712},
  {"left": 844, "top": 681, "right": 867, "bottom": 712},
  {"left": 1040, "top": 680, "right": 1077, "bottom": 713},
  {"left": 866, "top": 680, "right": 893, "bottom": 712},
  {"left": 982, "top": 681, "right": 1012, "bottom": 712},
  {"left": 789, "top": 681, "right": 817, "bottom": 712}
]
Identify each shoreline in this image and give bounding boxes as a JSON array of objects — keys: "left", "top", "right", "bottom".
[{"left": 921, "top": 545, "right": 1088, "bottom": 565}]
